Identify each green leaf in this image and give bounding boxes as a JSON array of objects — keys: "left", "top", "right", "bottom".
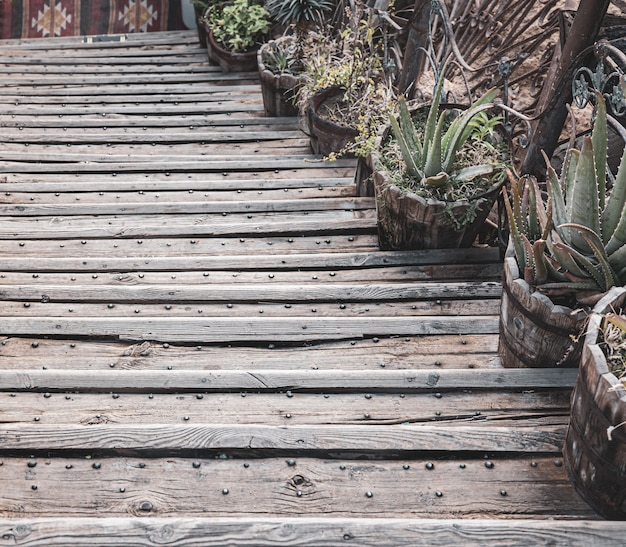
[
  {"left": 568, "top": 136, "right": 600, "bottom": 251},
  {"left": 389, "top": 110, "right": 421, "bottom": 180},
  {"left": 592, "top": 91, "right": 607, "bottom": 211},
  {"left": 423, "top": 112, "right": 445, "bottom": 178},
  {"left": 453, "top": 164, "right": 494, "bottom": 182},
  {"left": 603, "top": 144, "right": 626, "bottom": 252}
]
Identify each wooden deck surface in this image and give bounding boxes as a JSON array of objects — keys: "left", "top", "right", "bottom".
[{"left": 0, "top": 30, "right": 619, "bottom": 546}]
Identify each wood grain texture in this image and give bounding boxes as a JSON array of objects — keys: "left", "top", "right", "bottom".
[{"left": 1, "top": 517, "right": 621, "bottom": 546}]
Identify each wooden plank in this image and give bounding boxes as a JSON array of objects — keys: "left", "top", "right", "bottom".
[
  {"left": 0, "top": 211, "right": 376, "bottom": 239},
  {"left": 0, "top": 282, "right": 502, "bottom": 303},
  {"left": 0, "top": 235, "right": 378, "bottom": 258},
  {"left": 2, "top": 517, "right": 620, "bottom": 546},
  {"left": 0, "top": 253, "right": 501, "bottom": 274},
  {"left": 0, "top": 457, "right": 596, "bottom": 521},
  {"left": 0, "top": 157, "right": 356, "bottom": 174},
  {"left": 0, "top": 266, "right": 501, "bottom": 286},
  {"left": 0, "top": 368, "right": 578, "bottom": 393},
  {"left": 0, "top": 390, "right": 571, "bottom": 425},
  {"left": 0, "top": 316, "right": 500, "bottom": 342},
  {"left": 0, "top": 423, "right": 567, "bottom": 453},
  {"left": 0, "top": 335, "right": 502, "bottom": 371},
  {"left": 0, "top": 197, "right": 374, "bottom": 216}
]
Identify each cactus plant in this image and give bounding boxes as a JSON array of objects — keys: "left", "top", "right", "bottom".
[{"left": 503, "top": 92, "right": 626, "bottom": 300}]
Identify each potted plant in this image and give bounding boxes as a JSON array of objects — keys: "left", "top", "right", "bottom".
[
  {"left": 499, "top": 92, "right": 626, "bottom": 368},
  {"left": 203, "top": 0, "right": 271, "bottom": 72},
  {"left": 368, "top": 61, "right": 510, "bottom": 251},
  {"left": 564, "top": 286, "right": 626, "bottom": 519},
  {"left": 297, "top": 0, "right": 393, "bottom": 157},
  {"left": 258, "top": 0, "right": 333, "bottom": 116}
]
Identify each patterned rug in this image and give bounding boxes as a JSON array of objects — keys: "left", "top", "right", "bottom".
[{"left": 0, "top": 0, "right": 186, "bottom": 40}]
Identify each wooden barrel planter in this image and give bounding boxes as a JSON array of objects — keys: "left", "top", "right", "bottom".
[
  {"left": 307, "top": 85, "right": 358, "bottom": 156},
  {"left": 257, "top": 38, "right": 302, "bottom": 117},
  {"left": 498, "top": 252, "right": 587, "bottom": 368},
  {"left": 564, "top": 286, "right": 626, "bottom": 519},
  {"left": 205, "top": 27, "right": 259, "bottom": 72},
  {"left": 372, "top": 166, "right": 501, "bottom": 250},
  {"left": 367, "top": 103, "right": 506, "bottom": 250}
]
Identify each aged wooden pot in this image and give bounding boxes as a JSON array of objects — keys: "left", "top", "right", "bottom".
[
  {"left": 564, "top": 286, "right": 626, "bottom": 519},
  {"left": 205, "top": 27, "right": 259, "bottom": 72},
  {"left": 498, "top": 251, "right": 587, "bottom": 368},
  {"left": 257, "top": 37, "right": 302, "bottom": 117},
  {"left": 307, "top": 85, "right": 359, "bottom": 156},
  {"left": 368, "top": 104, "right": 505, "bottom": 250}
]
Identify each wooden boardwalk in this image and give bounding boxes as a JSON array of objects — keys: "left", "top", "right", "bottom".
[{"left": 0, "top": 30, "right": 620, "bottom": 546}]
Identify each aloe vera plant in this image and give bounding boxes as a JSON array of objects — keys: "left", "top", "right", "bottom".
[
  {"left": 389, "top": 63, "right": 503, "bottom": 189},
  {"left": 504, "top": 92, "right": 626, "bottom": 298}
]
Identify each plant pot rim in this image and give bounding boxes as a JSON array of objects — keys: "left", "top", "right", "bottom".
[{"left": 307, "top": 85, "right": 359, "bottom": 136}]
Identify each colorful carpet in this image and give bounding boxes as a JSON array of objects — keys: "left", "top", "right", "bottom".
[{"left": 0, "top": 0, "right": 186, "bottom": 40}]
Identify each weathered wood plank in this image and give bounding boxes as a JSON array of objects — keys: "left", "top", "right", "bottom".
[
  {"left": 0, "top": 423, "right": 567, "bottom": 453},
  {"left": 0, "top": 390, "right": 571, "bottom": 425},
  {"left": 2, "top": 517, "right": 621, "bottom": 546},
  {"left": 0, "top": 335, "right": 501, "bottom": 370},
  {"left": 0, "top": 282, "right": 502, "bottom": 303},
  {"left": 0, "top": 255, "right": 501, "bottom": 276},
  {"left": 0, "top": 368, "right": 577, "bottom": 393},
  {"left": 0, "top": 458, "right": 596, "bottom": 521},
  {"left": 0, "top": 266, "right": 501, "bottom": 286},
  {"left": 0, "top": 211, "right": 376, "bottom": 239},
  {"left": 0, "top": 316, "right": 500, "bottom": 342},
  {"left": 0, "top": 157, "right": 356, "bottom": 174},
  {"left": 0, "top": 197, "right": 374, "bottom": 216}
]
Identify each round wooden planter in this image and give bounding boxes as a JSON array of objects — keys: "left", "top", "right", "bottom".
[
  {"left": 307, "top": 85, "right": 359, "bottom": 156},
  {"left": 205, "top": 27, "right": 259, "bottom": 72},
  {"left": 564, "top": 286, "right": 626, "bottom": 519},
  {"left": 257, "top": 38, "right": 302, "bottom": 117},
  {"left": 498, "top": 251, "right": 587, "bottom": 368}
]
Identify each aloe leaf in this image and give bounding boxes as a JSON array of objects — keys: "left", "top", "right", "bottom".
[
  {"left": 453, "top": 164, "right": 493, "bottom": 182},
  {"left": 422, "top": 172, "right": 449, "bottom": 187},
  {"left": 532, "top": 239, "right": 548, "bottom": 284},
  {"left": 422, "top": 61, "right": 448, "bottom": 165},
  {"left": 423, "top": 112, "right": 445, "bottom": 178},
  {"left": 555, "top": 223, "right": 615, "bottom": 291},
  {"left": 592, "top": 91, "right": 607, "bottom": 211},
  {"left": 521, "top": 234, "right": 535, "bottom": 284},
  {"left": 543, "top": 151, "right": 567, "bottom": 229},
  {"left": 552, "top": 241, "right": 604, "bottom": 290},
  {"left": 502, "top": 181, "right": 527, "bottom": 270},
  {"left": 603, "top": 145, "right": 626, "bottom": 251},
  {"left": 568, "top": 136, "right": 600, "bottom": 250},
  {"left": 389, "top": 112, "right": 421, "bottom": 180},
  {"left": 445, "top": 88, "right": 499, "bottom": 154},
  {"left": 608, "top": 243, "right": 626, "bottom": 282},
  {"left": 564, "top": 148, "right": 579, "bottom": 217},
  {"left": 549, "top": 229, "right": 589, "bottom": 279},
  {"left": 441, "top": 102, "right": 497, "bottom": 173},
  {"left": 399, "top": 97, "right": 422, "bottom": 164}
]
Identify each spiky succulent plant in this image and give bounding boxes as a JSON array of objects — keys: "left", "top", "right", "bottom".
[
  {"left": 504, "top": 92, "right": 626, "bottom": 299},
  {"left": 389, "top": 62, "right": 504, "bottom": 190},
  {"left": 265, "top": 0, "right": 333, "bottom": 70}
]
